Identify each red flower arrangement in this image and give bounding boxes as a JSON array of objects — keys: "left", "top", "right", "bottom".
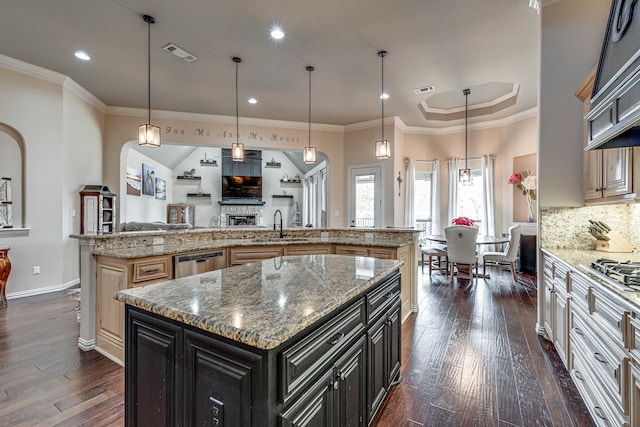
[{"left": 451, "top": 216, "right": 475, "bottom": 226}]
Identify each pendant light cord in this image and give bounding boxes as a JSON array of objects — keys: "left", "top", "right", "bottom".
[
  {"left": 146, "top": 16, "right": 152, "bottom": 125},
  {"left": 307, "top": 66, "right": 313, "bottom": 149},
  {"left": 381, "top": 52, "right": 385, "bottom": 142},
  {"left": 233, "top": 57, "right": 241, "bottom": 144},
  {"left": 464, "top": 88, "right": 470, "bottom": 170}
]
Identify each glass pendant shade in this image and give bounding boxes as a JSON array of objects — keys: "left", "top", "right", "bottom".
[
  {"left": 138, "top": 124, "right": 161, "bottom": 148},
  {"left": 231, "top": 142, "right": 244, "bottom": 161},
  {"left": 303, "top": 146, "right": 316, "bottom": 164},
  {"left": 375, "top": 139, "right": 391, "bottom": 159},
  {"left": 459, "top": 168, "right": 472, "bottom": 184}
]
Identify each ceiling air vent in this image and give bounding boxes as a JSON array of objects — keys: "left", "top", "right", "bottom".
[
  {"left": 414, "top": 85, "right": 435, "bottom": 95},
  {"left": 163, "top": 43, "right": 197, "bottom": 62}
]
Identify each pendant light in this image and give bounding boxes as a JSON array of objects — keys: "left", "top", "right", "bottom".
[
  {"left": 138, "top": 15, "right": 160, "bottom": 148},
  {"left": 375, "top": 50, "right": 391, "bottom": 159},
  {"left": 303, "top": 66, "right": 316, "bottom": 164},
  {"left": 232, "top": 57, "right": 244, "bottom": 162},
  {"left": 459, "top": 88, "right": 472, "bottom": 184}
]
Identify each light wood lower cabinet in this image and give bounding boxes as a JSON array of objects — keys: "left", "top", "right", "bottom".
[
  {"left": 283, "top": 244, "right": 332, "bottom": 256},
  {"left": 95, "top": 254, "right": 171, "bottom": 364},
  {"left": 228, "top": 246, "right": 284, "bottom": 266}
]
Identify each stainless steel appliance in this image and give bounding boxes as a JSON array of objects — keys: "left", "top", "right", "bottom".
[
  {"left": 581, "top": 258, "right": 640, "bottom": 291},
  {"left": 174, "top": 250, "right": 226, "bottom": 278}
]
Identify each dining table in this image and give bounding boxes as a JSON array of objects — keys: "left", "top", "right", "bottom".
[{"left": 423, "top": 234, "right": 510, "bottom": 279}]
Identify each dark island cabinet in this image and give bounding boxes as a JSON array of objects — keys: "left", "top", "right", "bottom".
[{"left": 124, "top": 270, "right": 401, "bottom": 427}]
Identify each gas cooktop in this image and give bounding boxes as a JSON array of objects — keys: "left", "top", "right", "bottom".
[{"left": 587, "top": 258, "right": 640, "bottom": 290}]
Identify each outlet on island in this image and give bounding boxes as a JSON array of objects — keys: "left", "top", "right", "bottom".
[{"left": 33, "top": 265, "right": 40, "bottom": 275}]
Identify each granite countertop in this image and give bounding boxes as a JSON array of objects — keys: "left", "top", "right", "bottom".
[
  {"left": 114, "top": 254, "right": 403, "bottom": 350},
  {"left": 542, "top": 247, "right": 640, "bottom": 307},
  {"left": 92, "top": 236, "right": 410, "bottom": 259}
]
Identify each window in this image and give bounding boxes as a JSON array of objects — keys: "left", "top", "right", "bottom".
[
  {"left": 414, "top": 171, "right": 433, "bottom": 237},
  {"left": 456, "top": 168, "right": 483, "bottom": 224}
]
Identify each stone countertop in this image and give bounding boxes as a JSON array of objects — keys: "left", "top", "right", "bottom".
[
  {"left": 541, "top": 247, "right": 640, "bottom": 307},
  {"left": 115, "top": 254, "right": 403, "bottom": 350},
  {"left": 91, "top": 236, "right": 411, "bottom": 259}
]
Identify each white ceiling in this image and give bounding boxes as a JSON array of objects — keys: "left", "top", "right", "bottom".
[{"left": 0, "top": 0, "right": 541, "bottom": 129}]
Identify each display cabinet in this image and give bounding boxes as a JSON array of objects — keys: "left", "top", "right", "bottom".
[
  {"left": 167, "top": 203, "right": 195, "bottom": 226},
  {"left": 0, "top": 177, "right": 12, "bottom": 228},
  {"left": 80, "top": 185, "right": 116, "bottom": 234}
]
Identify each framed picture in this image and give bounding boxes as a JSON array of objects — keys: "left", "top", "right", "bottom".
[
  {"left": 155, "top": 177, "right": 166, "bottom": 200},
  {"left": 126, "top": 167, "right": 141, "bottom": 196},
  {"left": 142, "top": 163, "right": 155, "bottom": 196}
]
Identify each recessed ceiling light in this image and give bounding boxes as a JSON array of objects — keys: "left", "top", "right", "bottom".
[
  {"left": 380, "top": 93, "right": 389, "bottom": 100},
  {"left": 270, "top": 27, "right": 285, "bottom": 40},
  {"left": 248, "top": 98, "right": 258, "bottom": 104},
  {"left": 74, "top": 51, "right": 90, "bottom": 61}
]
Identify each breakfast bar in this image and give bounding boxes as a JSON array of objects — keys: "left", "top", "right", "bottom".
[{"left": 115, "top": 254, "right": 403, "bottom": 426}]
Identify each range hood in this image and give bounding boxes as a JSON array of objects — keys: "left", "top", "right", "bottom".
[{"left": 585, "top": 0, "right": 640, "bottom": 151}]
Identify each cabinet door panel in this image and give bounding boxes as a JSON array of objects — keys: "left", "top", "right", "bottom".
[
  {"left": 126, "top": 308, "right": 183, "bottom": 427},
  {"left": 335, "top": 336, "right": 366, "bottom": 427},
  {"left": 603, "top": 148, "right": 631, "bottom": 197},
  {"left": 367, "top": 315, "right": 387, "bottom": 422},
  {"left": 280, "top": 369, "right": 336, "bottom": 427},
  {"left": 387, "top": 301, "right": 402, "bottom": 385},
  {"left": 184, "top": 330, "right": 261, "bottom": 427},
  {"left": 584, "top": 150, "right": 603, "bottom": 200}
]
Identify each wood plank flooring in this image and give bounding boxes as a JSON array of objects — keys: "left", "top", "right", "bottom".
[{"left": 0, "top": 268, "right": 593, "bottom": 426}]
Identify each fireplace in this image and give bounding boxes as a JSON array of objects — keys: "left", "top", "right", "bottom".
[{"left": 228, "top": 215, "right": 256, "bottom": 226}]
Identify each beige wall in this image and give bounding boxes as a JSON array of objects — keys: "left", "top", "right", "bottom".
[
  {"left": 401, "top": 115, "right": 537, "bottom": 235},
  {"left": 0, "top": 64, "right": 103, "bottom": 296},
  {"left": 539, "top": 0, "right": 609, "bottom": 207}
]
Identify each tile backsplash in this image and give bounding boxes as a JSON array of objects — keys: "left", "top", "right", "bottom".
[{"left": 541, "top": 204, "right": 640, "bottom": 252}]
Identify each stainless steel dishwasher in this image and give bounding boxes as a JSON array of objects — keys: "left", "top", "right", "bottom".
[{"left": 173, "top": 249, "right": 226, "bottom": 278}]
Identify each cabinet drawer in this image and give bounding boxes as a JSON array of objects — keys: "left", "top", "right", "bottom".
[
  {"left": 571, "top": 307, "right": 626, "bottom": 414},
  {"left": 569, "top": 271, "right": 591, "bottom": 312},
  {"left": 368, "top": 248, "right": 396, "bottom": 259},
  {"left": 335, "top": 246, "right": 368, "bottom": 256},
  {"left": 279, "top": 299, "right": 366, "bottom": 403},
  {"left": 131, "top": 256, "right": 171, "bottom": 284},
  {"left": 627, "top": 315, "right": 640, "bottom": 360},
  {"left": 228, "top": 247, "right": 284, "bottom": 266},
  {"left": 366, "top": 274, "right": 400, "bottom": 323},
  {"left": 591, "top": 285, "right": 628, "bottom": 348},
  {"left": 283, "top": 244, "right": 332, "bottom": 256}
]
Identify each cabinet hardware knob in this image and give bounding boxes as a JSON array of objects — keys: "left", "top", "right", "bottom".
[
  {"left": 328, "top": 332, "right": 345, "bottom": 345},
  {"left": 573, "top": 327, "right": 583, "bottom": 336},
  {"left": 574, "top": 370, "right": 584, "bottom": 381},
  {"left": 593, "top": 406, "right": 607, "bottom": 420},
  {"left": 143, "top": 268, "right": 160, "bottom": 273},
  {"left": 333, "top": 380, "right": 339, "bottom": 389}
]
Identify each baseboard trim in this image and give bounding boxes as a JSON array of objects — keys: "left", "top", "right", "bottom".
[
  {"left": 6, "top": 278, "right": 80, "bottom": 300},
  {"left": 94, "top": 346, "right": 124, "bottom": 367}
]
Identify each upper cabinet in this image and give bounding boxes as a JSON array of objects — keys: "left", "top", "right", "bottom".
[{"left": 576, "top": 67, "right": 637, "bottom": 204}]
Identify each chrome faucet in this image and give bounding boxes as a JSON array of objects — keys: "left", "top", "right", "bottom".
[{"left": 274, "top": 209, "right": 287, "bottom": 238}]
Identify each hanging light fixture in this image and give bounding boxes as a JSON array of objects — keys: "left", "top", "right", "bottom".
[
  {"left": 138, "top": 14, "right": 160, "bottom": 148},
  {"left": 232, "top": 56, "right": 244, "bottom": 162},
  {"left": 303, "top": 66, "right": 316, "bottom": 164},
  {"left": 459, "top": 88, "right": 472, "bottom": 184},
  {"left": 375, "top": 50, "right": 391, "bottom": 159}
]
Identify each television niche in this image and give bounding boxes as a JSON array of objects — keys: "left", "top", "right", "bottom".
[{"left": 221, "top": 175, "right": 262, "bottom": 200}]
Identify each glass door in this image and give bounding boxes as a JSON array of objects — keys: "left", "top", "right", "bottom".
[{"left": 348, "top": 165, "right": 382, "bottom": 228}]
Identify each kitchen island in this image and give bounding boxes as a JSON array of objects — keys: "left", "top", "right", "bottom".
[
  {"left": 115, "top": 254, "right": 403, "bottom": 426},
  {"left": 71, "top": 227, "right": 419, "bottom": 364}
]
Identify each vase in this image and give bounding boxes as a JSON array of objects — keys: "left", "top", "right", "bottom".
[{"left": 525, "top": 193, "right": 535, "bottom": 223}]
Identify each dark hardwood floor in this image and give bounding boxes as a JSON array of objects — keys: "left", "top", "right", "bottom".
[{"left": 0, "top": 268, "right": 593, "bottom": 426}]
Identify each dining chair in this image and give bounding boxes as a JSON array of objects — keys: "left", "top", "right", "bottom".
[
  {"left": 420, "top": 244, "right": 448, "bottom": 275},
  {"left": 482, "top": 224, "right": 521, "bottom": 282},
  {"left": 444, "top": 225, "right": 479, "bottom": 282}
]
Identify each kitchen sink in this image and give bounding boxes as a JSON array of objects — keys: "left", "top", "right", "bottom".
[{"left": 251, "top": 237, "right": 310, "bottom": 243}]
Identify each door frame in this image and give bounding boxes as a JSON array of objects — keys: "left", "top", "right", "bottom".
[{"left": 347, "top": 163, "right": 384, "bottom": 228}]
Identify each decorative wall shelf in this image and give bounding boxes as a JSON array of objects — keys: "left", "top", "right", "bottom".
[
  {"left": 265, "top": 161, "right": 281, "bottom": 168},
  {"left": 200, "top": 160, "right": 218, "bottom": 167},
  {"left": 280, "top": 179, "right": 301, "bottom": 184},
  {"left": 177, "top": 176, "right": 202, "bottom": 181},
  {"left": 186, "top": 193, "right": 211, "bottom": 198},
  {"left": 272, "top": 194, "right": 293, "bottom": 199}
]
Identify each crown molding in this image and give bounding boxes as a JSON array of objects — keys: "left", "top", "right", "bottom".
[
  {"left": 420, "top": 83, "right": 520, "bottom": 115},
  {"left": 62, "top": 78, "right": 107, "bottom": 112},
  {"left": 0, "top": 53, "right": 66, "bottom": 84},
  {"left": 106, "top": 106, "right": 344, "bottom": 132}
]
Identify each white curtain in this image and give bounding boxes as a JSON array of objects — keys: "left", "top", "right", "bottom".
[
  {"left": 404, "top": 160, "right": 416, "bottom": 227},
  {"left": 447, "top": 158, "right": 460, "bottom": 226},
  {"left": 431, "top": 160, "right": 441, "bottom": 234},
  {"left": 479, "top": 155, "right": 496, "bottom": 258}
]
